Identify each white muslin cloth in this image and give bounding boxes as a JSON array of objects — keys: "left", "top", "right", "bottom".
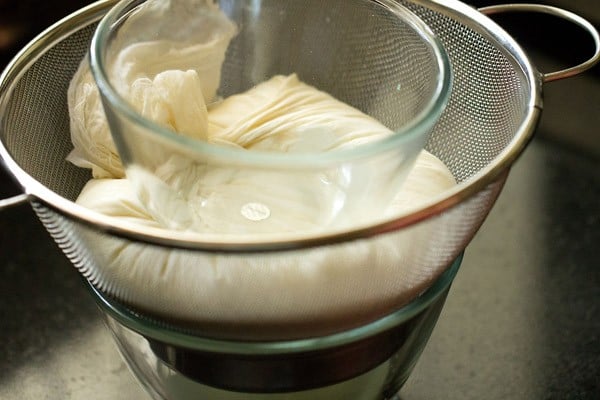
[
  {"left": 74, "top": 150, "right": 455, "bottom": 338},
  {"left": 66, "top": 0, "right": 456, "bottom": 337}
]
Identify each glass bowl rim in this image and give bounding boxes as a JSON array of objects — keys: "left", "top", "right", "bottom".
[
  {"left": 90, "top": 253, "right": 462, "bottom": 355},
  {"left": 89, "top": 0, "right": 452, "bottom": 168}
]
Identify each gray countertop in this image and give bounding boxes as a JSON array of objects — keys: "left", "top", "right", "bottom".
[
  {"left": 1, "top": 136, "right": 598, "bottom": 400},
  {"left": 1, "top": 1, "right": 599, "bottom": 398}
]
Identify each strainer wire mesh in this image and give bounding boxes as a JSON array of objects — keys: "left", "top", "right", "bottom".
[{"left": 0, "top": 0, "right": 538, "bottom": 339}]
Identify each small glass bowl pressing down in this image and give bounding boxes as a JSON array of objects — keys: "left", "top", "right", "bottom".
[
  {"left": 90, "top": 0, "right": 451, "bottom": 238},
  {"left": 91, "top": 254, "right": 462, "bottom": 400}
]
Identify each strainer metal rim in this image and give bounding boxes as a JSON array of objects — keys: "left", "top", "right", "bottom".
[
  {"left": 90, "top": 0, "right": 452, "bottom": 169},
  {"left": 0, "top": 0, "right": 541, "bottom": 252}
]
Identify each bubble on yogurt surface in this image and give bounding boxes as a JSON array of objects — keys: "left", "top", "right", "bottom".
[{"left": 241, "top": 202, "right": 271, "bottom": 221}]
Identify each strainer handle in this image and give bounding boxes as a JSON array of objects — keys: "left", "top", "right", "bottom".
[
  {"left": 479, "top": 3, "right": 600, "bottom": 82},
  {"left": 0, "top": 193, "right": 30, "bottom": 210}
]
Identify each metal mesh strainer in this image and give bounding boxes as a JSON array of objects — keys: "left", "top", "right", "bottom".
[{"left": 0, "top": 0, "right": 598, "bottom": 342}]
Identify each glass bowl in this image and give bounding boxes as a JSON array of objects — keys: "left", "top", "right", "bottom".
[
  {"left": 90, "top": 254, "right": 462, "bottom": 400},
  {"left": 90, "top": 0, "right": 451, "bottom": 237}
]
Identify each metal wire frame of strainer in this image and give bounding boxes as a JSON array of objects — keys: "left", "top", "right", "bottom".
[{"left": 0, "top": 0, "right": 598, "bottom": 340}]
